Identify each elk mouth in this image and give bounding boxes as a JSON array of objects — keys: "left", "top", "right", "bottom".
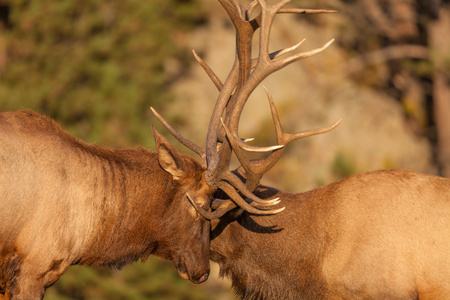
[{"left": 176, "top": 258, "right": 209, "bottom": 284}]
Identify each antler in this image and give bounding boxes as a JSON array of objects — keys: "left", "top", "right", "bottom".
[
  {"left": 222, "top": 89, "right": 342, "bottom": 192},
  {"left": 153, "top": 0, "right": 339, "bottom": 219}
]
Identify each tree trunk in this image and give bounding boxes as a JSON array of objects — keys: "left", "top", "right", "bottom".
[{"left": 429, "top": 5, "right": 450, "bottom": 177}]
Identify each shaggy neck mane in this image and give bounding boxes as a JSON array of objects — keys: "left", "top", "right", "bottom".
[
  {"left": 14, "top": 110, "right": 174, "bottom": 268},
  {"left": 210, "top": 188, "right": 329, "bottom": 300},
  {"left": 211, "top": 215, "right": 301, "bottom": 300},
  {"left": 71, "top": 140, "right": 173, "bottom": 269}
]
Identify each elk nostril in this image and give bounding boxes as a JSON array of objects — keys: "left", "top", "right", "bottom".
[{"left": 195, "top": 272, "right": 209, "bottom": 284}]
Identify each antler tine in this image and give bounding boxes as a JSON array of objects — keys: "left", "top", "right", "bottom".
[
  {"left": 187, "top": 195, "right": 237, "bottom": 220},
  {"left": 251, "top": 7, "right": 336, "bottom": 68},
  {"left": 222, "top": 118, "right": 284, "bottom": 153},
  {"left": 246, "top": 0, "right": 259, "bottom": 20},
  {"left": 263, "top": 87, "right": 342, "bottom": 145},
  {"left": 150, "top": 107, "right": 206, "bottom": 164},
  {"left": 192, "top": 50, "right": 223, "bottom": 91},
  {"left": 187, "top": 194, "right": 284, "bottom": 220},
  {"left": 187, "top": 172, "right": 285, "bottom": 220},
  {"left": 269, "top": 39, "right": 306, "bottom": 61},
  {"left": 272, "top": 38, "right": 335, "bottom": 73},
  {"left": 222, "top": 86, "right": 341, "bottom": 191},
  {"left": 229, "top": 0, "right": 243, "bottom": 18},
  {"left": 219, "top": 171, "right": 281, "bottom": 205}
]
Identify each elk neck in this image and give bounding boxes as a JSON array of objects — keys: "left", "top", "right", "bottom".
[
  {"left": 1, "top": 110, "right": 182, "bottom": 268},
  {"left": 209, "top": 185, "right": 333, "bottom": 299},
  {"left": 60, "top": 141, "right": 177, "bottom": 268}
]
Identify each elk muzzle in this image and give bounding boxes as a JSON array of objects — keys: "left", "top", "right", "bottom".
[{"left": 175, "top": 257, "right": 210, "bottom": 284}]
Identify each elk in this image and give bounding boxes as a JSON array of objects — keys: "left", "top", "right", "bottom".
[
  {"left": 0, "top": 109, "right": 221, "bottom": 299},
  {"left": 156, "top": 1, "right": 450, "bottom": 299},
  {"left": 208, "top": 169, "right": 450, "bottom": 300}
]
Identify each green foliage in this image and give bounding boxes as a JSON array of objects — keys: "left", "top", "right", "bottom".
[
  {"left": 0, "top": 0, "right": 206, "bottom": 147},
  {"left": 44, "top": 258, "right": 219, "bottom": 300},
  {"left": 331, "top": 151, "right": 356, "bottom": 179}
]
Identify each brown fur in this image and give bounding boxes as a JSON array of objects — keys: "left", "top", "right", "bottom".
[
  {"left": 211, "top": 169, "right": 450, "bottom": 299},
  {"left": 0, "top": 110, "right": 215, "bottom": 300}
]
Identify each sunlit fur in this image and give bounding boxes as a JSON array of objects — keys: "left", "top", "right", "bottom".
[
  {"left": 0, "top": 110, "right": 214, "bottom": 300},
  {"left": 211, "top": 169, "right": 450, "bottom": 299}
]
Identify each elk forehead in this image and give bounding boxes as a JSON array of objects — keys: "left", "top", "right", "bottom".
[{"left": 184, "top": 173, "right": 214, "bottom": 219}]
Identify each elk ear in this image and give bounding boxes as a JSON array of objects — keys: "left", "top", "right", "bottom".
[{"left": 153, "top": 127, "right": 187, "bottom": 181}]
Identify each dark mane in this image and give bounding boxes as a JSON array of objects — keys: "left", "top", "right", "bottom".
[{"left": 211, "top": 187, "right": 330, "bottom": 300}]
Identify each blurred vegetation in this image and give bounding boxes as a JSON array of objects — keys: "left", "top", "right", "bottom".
[
  {"left": 0, "top": 0, "right": 206, "bottom": 148},
  {"left": 44, "top": 258, "right": 229, "bottom": 300},
  {"left": 331, "top": 152, "right": 357, "bottom": 179}
]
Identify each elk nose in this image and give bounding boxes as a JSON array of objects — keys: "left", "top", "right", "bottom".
[{"left": 194, "top": 272, "right": 209, "bottom": 284}]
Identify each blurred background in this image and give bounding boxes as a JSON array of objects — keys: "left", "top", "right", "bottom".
[{"left": 0, "top": 0, "right": 449, "bottom": 299}]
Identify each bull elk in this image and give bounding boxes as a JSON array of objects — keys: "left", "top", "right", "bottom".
[
  {"left": 208, "top": 168, "right": 450, "bottom": 300},
  {"left": 157, "top": 1, "right": 450, "bottom": 299},
  {"left": 0, "top": 110, "right": 220, "bottom": 299}
]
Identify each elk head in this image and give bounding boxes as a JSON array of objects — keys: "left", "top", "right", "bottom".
[
  {"left": 152, "top": 0, "right": 340, "bottom": 220},
  {"left": 152, "top": 128, "right": 214, "bottom": 283}
]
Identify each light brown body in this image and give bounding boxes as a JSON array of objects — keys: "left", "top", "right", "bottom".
[
  {"left": 211, "top": 169, "right": 450, "bottom": 299},
  {"left": 0, "top": 110, "right": 214, "bottom": 300}
]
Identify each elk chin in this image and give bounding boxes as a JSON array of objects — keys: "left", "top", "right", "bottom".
[{"left": 176, "top": 260, "right": 190, "bottom": 280}]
